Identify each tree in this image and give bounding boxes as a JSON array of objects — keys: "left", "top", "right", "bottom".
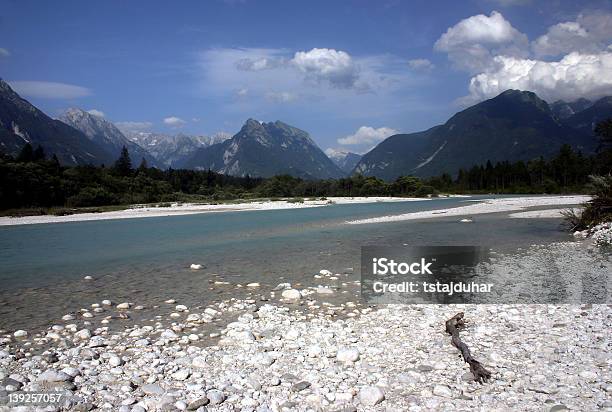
[
  {"left": 137, "top": 157, "right": 148, "bottom": 173},
  {"left": 32, "top": 145, "right": 45, "bottom": 161},
  {"left": 594, "top": 118, "right": 612, "bottom": 150},
  {"left": 114, "top": 146, "right": 133, "bottom": 176},
  {"left": 16, "top": 143, "right": 34, "bottom": 162}
]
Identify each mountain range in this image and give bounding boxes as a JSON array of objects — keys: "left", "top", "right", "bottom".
[
  {"left": 1, "top": 77, "right": 610, "bottom": 180},
  {"left": 353, "top": 90, "right": 608, "bottom": 179}
]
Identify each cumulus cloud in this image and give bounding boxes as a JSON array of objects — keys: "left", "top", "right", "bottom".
[
  {"left": 408, "top": 58, "right": 435, "bottom": 71},
  {"left": 115, "top": 121, "right": 153, "bottom": 133},
  {"left": 163, "top": 116, "right": 186, "bottom": 127},
  {"left": 8, "top": 81, "right": 92, "bottom": 99},
  {"left": 532, "top": 12, "right": 612, "bottom": 57},
  {"left": 291, "top": 48, "right": 359, "bottom": 89},
  {"left": 338, "top": 126, "right": 398, "bottom": 145},
  {"left": 0, "top": 48, "right": 9, "bottom": 57},
  {"left": 86, "top": 109, "right": 105, "bottom": 118},
  {"left": 462, "top": 51, "right": 612, "bottom": 104},
  {"left": 434, "top": 11, "right": 528, "bottom": 73}
]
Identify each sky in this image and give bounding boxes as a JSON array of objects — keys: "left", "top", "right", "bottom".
[{"left": 1, "top": 0, "right": 611, "bottom": 155}]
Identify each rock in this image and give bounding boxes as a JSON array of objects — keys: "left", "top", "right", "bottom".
[
  {"left": 549, "top": 405, "right": 569, "bottom": 412},
  {"left": 316, "top": 286, "right": 334, "bottom": 294},
  {"left": 175, "top": 304, "right": 188, "bottom": 312},
  {"left": 108, "top": 355, "right": 123, "bottom": 367},
  {"left": 192, "top": 356, "right": 208, "bottom": 368},
  {"left": 459, "top": 218, "right": 473, "bottom": 223},
  {"left": 433, "top": 384, "right": 453, "bottom": 398},
  {"left": 207, "top": 390, "right": 225, "bottom": 405},
  {"left": 13, "top": 330, "right": 27, "bottom": 338},
  {"left": 417, "top": 363, "right": 434, "bottom": 372},
  {"left": 579, "top": 370, "right": 597, "bottom": 381},
  {"left": 101, "top": 299, "right": 112, "bottom": 306},
  {"left": 204, "top": 308, "right": 218, "bottom": 316},
  {"left": 359, "top": 386, "right": 385, "bottom": 406},
  {"left": 83, "top": 275, "right": 93, "bottom": 280},
  {"left": 187, "top": 396, "right": 209, "bottom": 410},
  {"left": 273, "top": 283, "right": 291, "bottom": 290},
  {"left": 62, "top": 314, "right": 75, "bottom": 321},
  {"left": 246, "top": 282, "right": 260, "bottom": 287},
  {"left": 291, "top": 381, "right": 311, "bottom": 392},
  {"left": 172, "top": 369, "right": 190, "bottom": 381},
  {"left": 160, "top": 329, "right": 179, "bottom": 340},
  {"left": 190, "top": 264, "right": 202, "bottom": 270},
  {"left": 74, "top": 329, "right": 92, "bottom": 341},
  {"left": 141, "top": 383, "right": 165, "bottom": 395},
  {"left": 281, "top": 289, "right": 302, "bottom": 300},
  {"left": 37, "top": 370, "right": 73, "bottom": 383},
  {"left": 319, "top": 270, "right": 332, "bottom": 276},
  {"left": 116, "top": 302, "right": 131, "bottom": 310},
  {"left": 337, "top": 347, "right": 360, "bottom": 362}
]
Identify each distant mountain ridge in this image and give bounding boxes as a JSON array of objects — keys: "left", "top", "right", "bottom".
[
  {"left": 353, "top": 90, "right": 608, "bottom": 180},
  {"left": 183, "top": 119, "right": 344, "bottom": 179},
  {"left": 326, "top": 149, "right": 362, "bottom": 174},
  {"left": 0, "top": 79, "right": 114, "bottom": 165},
  {"left": 59, "top": 108, "right": 159, "bottom": 167},
  {"left": 124, "top": 131, "right": 231, "bottom": 168}
]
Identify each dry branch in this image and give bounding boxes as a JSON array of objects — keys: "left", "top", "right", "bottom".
[{"left": 445, "top": 312, "right": 492, "bottom": 384}]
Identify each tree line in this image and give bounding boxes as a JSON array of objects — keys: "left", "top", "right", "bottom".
[{"left": 1, "top": 120, "right": 610, "bottom": 213}]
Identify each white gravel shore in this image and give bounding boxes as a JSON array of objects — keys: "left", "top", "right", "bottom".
[
  {"left": 347, "top": 195, "right": 590, "bottom": 224},
  {"left": 0, "top": 197, "right": 430, "bottom": 227}
]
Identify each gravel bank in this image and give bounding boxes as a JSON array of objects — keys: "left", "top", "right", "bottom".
[{"left": 0, "top": 302, "right": 609, "bottom": 411}]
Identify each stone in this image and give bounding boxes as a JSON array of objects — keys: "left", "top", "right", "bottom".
[
  {"left": 190, "top": 264, "right": 202, "bottom": 270},
  {"left": 192, "top": 356, "right": 208, "bottom": 368},
  {"left": 172, "top": 369, "right": 191, "bottom": 381},
  {"left": 549, "top": 405, "right": 569, "bottom": 412},
  {"left": 109, "top": 355, "right": 123, "bottom": 367},
  {"left": 433, "top": 384, "right": 453, "bottom": 398},
  {"left": 337, "top": 347, "right": 360, "bottom": 362},
  {"left": 74, "top": 329, "right": 92, "bottom": 341},
  {"left": 101, "top": 300, "right": 112, "bottom": 306},
  {"left": 13, "top": 330, "right": 27, "bottom": 338},
  {"left": 141, "top": 383, "right": 165, "bottom": 395},
  {"left": 281, "top": 289, "right": 302, "bottom": 300},
  {"left": 37, "top": 370, "right": 73, "bottom": 383},
  {"left": 176, "top": 304, "right": 188, "bottom": 312},
  {"left": 116, "top": 302, "right": 131, "bottom": 310},
  {"left": 316, "top": 286, "right": 334, "bottom": 294},
  {"left": 187, "top": 396, "right": 209, "bottom": 410},
  {"left": 160, "top": 329, "right": 179, "bottom": 340},
  {"left": 291, "top": 381, "right": 311, "bottom": 392},
  {"left": 359, "top": 386, "right": 385, "bottom": 406},
  {"left": 207, "top": 390, "right": 225, "bottom": 405},
  {"left": 246, "top": 282, "right": 260, "bottom": 287}
]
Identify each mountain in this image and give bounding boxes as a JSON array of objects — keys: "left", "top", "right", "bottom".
[
  {"left": 183, "top": 119, "right": 345, "bottom": 179},
  {"left": 564, "top": 96, "right": 612, "bottom": 137},
  {"left": 59, "top": 108, "right": 159, "bottom": 167},
  {"left": 0, "top": 79, "right": 114, "bottom": 165},
  {"left": 325, "top": 149, "right": 362, "bottom": 174},
  {"left": 124, "top": 131, "right": 230, "bottom": 168},
  {"left": 550, "top": 98, "right": 593, "bottom": 119},
  {"left": 353, "top": 90, "right": 602, "bottom": 180}
]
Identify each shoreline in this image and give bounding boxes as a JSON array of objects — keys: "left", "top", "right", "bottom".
[
  {"left": 0, "top": 196, "right": 433, "bottom": 227},
  {"left": 347, "top": 195, "right": 590, "bottom": 224}
]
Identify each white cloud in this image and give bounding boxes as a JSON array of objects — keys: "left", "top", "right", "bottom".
[
  {"left": 532, "top": 12, "right": 612, "bottom": 57},
  {"left": 0, "top": 48, "right": 9, "bottom": 57},
  {"left": 291, "top": 48, "right": 359, "bottom": 88},
  {"left": 462, "top": 51, "right": 612, "bottom": 104},
  {"left": 236, "top": 57, "right": 286, "bottom": 71},
  {"left": 236, "top": 87, "right": 249, "bottom": 98},
  {"left": 408, "top": 58, "right": 435, "bottom": 71},
  {"left": 86, "top": 109, "right": 105, "bottom": 118},
  {"left": 338, "top": 126, "right": 398, "bottom": 145},
  {"left": 8, "top": 81, "right": 92, "bottom": 99},
  {"left": 434, "top": 11, "right": 528, "bottom": 73},
  {"left": 115, "top": 121, "right": 153, "bottom": 133},
  {"left": 163, "top": 116, "right": 186, "bottom": 127},
  {"left": 265, "top": 91, "right": 297, "bottom": 103}
]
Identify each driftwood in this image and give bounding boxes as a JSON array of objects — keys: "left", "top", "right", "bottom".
[{"left": 445, "top": 312, "right": 492, "bottom": 384}]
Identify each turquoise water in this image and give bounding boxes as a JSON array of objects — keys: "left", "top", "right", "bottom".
[{"left": 0, "top": 196, "right": 575, "bottom": 330}]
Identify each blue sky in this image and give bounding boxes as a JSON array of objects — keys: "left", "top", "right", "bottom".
[{"left": 1, "top": 0, "right": 611, "bottom": 154}]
